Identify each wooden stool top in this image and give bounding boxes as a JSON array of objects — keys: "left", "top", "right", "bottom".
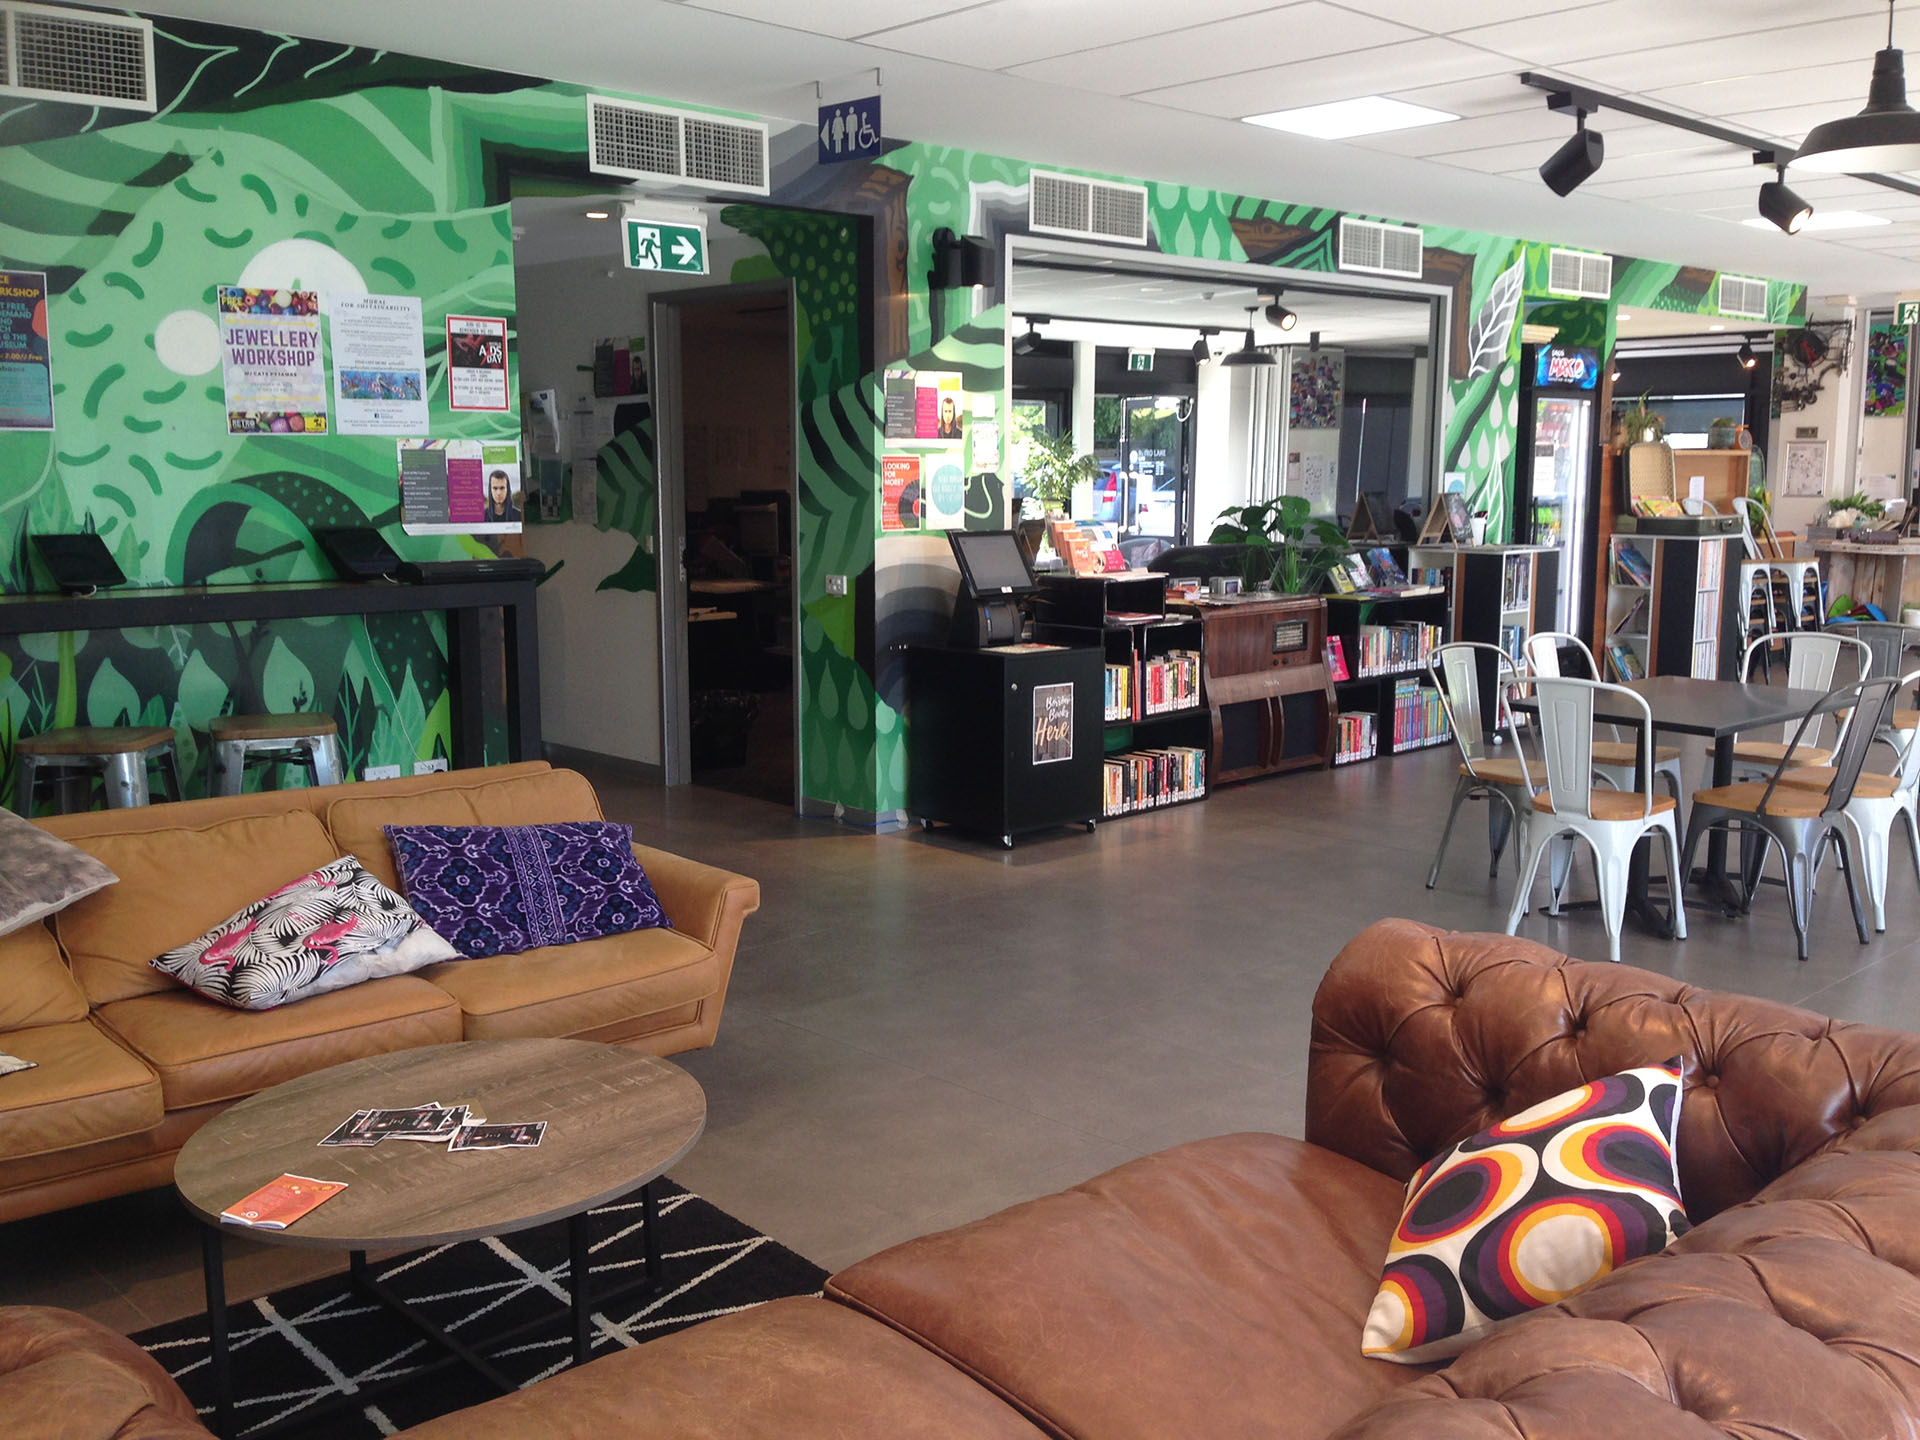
[
  {"left": 18, "top": 726, "right": 175, "bottom": 756},
  {"left": 210, "top": 713, "right": 339, "bottom": 741}
]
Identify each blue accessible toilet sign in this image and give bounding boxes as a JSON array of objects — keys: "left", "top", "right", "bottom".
[{"left": 819, "top": 96, "right": 881, "bottom": 164}]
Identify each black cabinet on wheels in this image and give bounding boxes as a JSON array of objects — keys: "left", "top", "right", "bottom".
[{"left": 906, "top": 644, "right": 1104, "bottom": 848}]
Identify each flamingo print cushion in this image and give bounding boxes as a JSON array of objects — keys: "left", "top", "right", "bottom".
[{"left": 150, "top": 856, "right": 457, "bottom": 1009}]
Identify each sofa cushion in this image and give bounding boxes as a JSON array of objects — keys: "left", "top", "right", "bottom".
[
  {"left": 827, "top": 1132, "right": 1431, "bottom": 1440},
  {"left": 326, "top": 768, "right": 604, "bottom": 891},
  {"left": 0, "top": 1021, "right": 163, "bottom": 1163},
  {"left": 395, "top": 1298, "right": 1046, "bottom": 1440},
  {"left": 420, "top": 926, "right": 718, "bottom": 1041},
  {"left": 0, "top": 1306, "right": 210, "bottom": 1440},
  {"left": 1361, "top": 1059, "right": 1690, "bottom": 1363},
  {"left": 0, "top": 808, "right": 117, "bottom": 937},
  {"left": 0, "top": 923, "right": 89, "bottom": 1031},
  {"left": 54, "top": 810, "right": 341, "bottom": 1005},
  {"left": 93, "top": 977, "right": 461, "bottom": 1110},
  {"left": 152, "top": 856, "right": 457, "bottom": 1010}
]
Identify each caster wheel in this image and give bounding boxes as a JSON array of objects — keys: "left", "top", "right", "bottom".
[{"left": 1001, "top": 835, "right": 1014, "bottom": 849}]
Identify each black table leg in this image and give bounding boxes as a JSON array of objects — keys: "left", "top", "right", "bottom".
[
  {"left": 202, "top": 1226, "right": 234, "bottom": 1440},
  {"left": 642, "top": 1180, "right": 662, "bottom": 1283},
  {"left": 1692, "top": 735, "right": 1750, "bottom": 912},
  {"left": 569, "top": 1211, "right": 593, "bottom": 1366}
]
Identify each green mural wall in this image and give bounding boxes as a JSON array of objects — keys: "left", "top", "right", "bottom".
[{"left": 0, "top": 12, "right": 1806, "bottom": 822}]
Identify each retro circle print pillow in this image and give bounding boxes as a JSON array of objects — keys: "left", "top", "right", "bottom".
[{"left": 1361, "top": 1058, "right": 1689, "bottom": 1364}]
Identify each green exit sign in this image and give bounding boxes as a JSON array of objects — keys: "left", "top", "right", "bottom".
[
  {"left": 624, "top": 218, "right": 708, "bottom": 275},
  {"left": 1127, "top": 349, "right": 1154, "bottom": 372},
  {"left": 1900, "top": 300, "right": 1920, "bottom": 327}
]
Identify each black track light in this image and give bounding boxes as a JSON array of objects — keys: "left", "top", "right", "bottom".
[
  {"left": 1264, "top": 296, "right": 1298, "bottom": 332},
  {"left": 1737, "top": 338, "right": 1758, "bottom": 371},
  {"left": 1540, "top": 108, "right": 1604, "bottom": 196},
  {"left": 1219, "top": 307, "right": 1275, "bottom": 369},
  {"left": 1012, "top": 316, "right": 1048, "bottom": 357},
  {"left": 1192, "top": 327, "right": 1217, "bottom": 362},
  {"left": 1758, "top": 166, "right": 1813, "bottom": 235}
]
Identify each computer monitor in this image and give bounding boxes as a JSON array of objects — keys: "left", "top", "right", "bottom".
[
  {"left": 313, "top": 526, "right": 402, "bottom": 581},
  {"left": 31, "top": 533, "right": 125, "bottom": 595},
  {"left": 947, "top": 529, "right": 1037, "bottom": 598}
]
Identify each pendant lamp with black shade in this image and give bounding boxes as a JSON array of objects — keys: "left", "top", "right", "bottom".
[
  {"left": 1795, "top": 0, "right": 1920, "bottom": 173},
  {"left": 1219, "top": 306, "right": 1275, "bottom": 369}
]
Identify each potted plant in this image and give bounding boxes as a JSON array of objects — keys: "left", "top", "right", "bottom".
[
  {"left": 1822, "top": 491, "right": 1886, "bottom": 530},
  {"left": 1021, "top": 431, "right": 1099, "bottom": 518},
  {"left": 1210, "top": 495, "right": 1349, "bottom": 594},
  {"left": 1707, "top": 417, "right": 1740, "bottom": 449},
  {"left": 1616, "top": 393, "right": 1665, "bottom": 446}
]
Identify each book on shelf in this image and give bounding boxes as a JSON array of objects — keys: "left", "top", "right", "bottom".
[
  {"left": 1339, "top": 554, "right": 1372, "bottom": 592},
  {"left": 1335, "top": 709, "right": 1377, "bottom": 764},
  {"left": 1611, "top": 593, "right": 1649, "bottom": 635},
  {"left": 1102, "top": 745, "right": 1206, "bottom": 816},
  {"left": 1612, "top": 543, "right": 1654, "bottom": 587},
  {"left": 1391, "top": 676, "right": 1452, "bottom": 751},
  {"left": 1325, "top": 634, "right": 1350, "bottom": 682},
  {"left": 1140, "top": 650, "right": 1201, "bottom": 715},
  {"left": 1606, "top": 640, "right": 1645, "bottom": 682},
  {"left": 1104, "top": 662, "right": 1133, "bottom": 721},
  {"left": 1500, "top": 553, "right": 1533, "bottom": 612},
  {"left": 1328, "top": 562, "right": 1359, "bottom": 594},
  {"left": 1364, "top": 546, "right": 1408, "bottom": 587},
  {"left": 1499, "top": 624, "right": 1525, "bottom": 663},
  {"left": 1353, "top": 620, "right": 1444, "bottom": 677},
  {"left": 1632, "top": 496, "right": 1684, "bottom": 518}
]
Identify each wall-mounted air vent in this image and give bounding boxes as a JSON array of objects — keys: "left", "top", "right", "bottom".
[
  {"left": 586, "top": 95, "right": 769, "bottom": 196},
  {"left": 1338, "top": 217, "right": 1424, "bottom": 279},
  {"left": 1029, "top": 170, "right": 1149, "bottom": 246},
  {"left": 1547, "top": 248, "right": 1613, "bottom": 300},
  {"left": 0, "top": 3, "right": 154, "bottom": 111},
  {"left": 1718, "top": 274, "right": 1770, "bottom": 321}
]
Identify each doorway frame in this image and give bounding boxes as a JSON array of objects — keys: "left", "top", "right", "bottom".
[{"left": 650, "top": 277, "right": 802, "bottom": 804}]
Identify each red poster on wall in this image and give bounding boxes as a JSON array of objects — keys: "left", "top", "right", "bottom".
[
  {"left": 446, "top": 314, "right": 510, "bottom": 412},
  {"left": 882, "top": 455, "right": 921, "bottom": 533}
]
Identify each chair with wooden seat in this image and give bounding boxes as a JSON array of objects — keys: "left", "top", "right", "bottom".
[
  {"left": 1522, "top": 631, "right": 1685, "bottom": 805},
  {"left": 1503, "top": 676, "right": 1687, "bottom": 965},
  {"left": 15, "top": 726, "right": 184, "bottom": 816},
  {"left": 1681, "top": 675, "right": 1901, "bottom": 960},
  {"left": 1425, "top": 642, "right": 1534, "bottom": 888},
  {"left": 1730, "top": 630, "right": 1870, "bottom": 777},
  {"left": 208, "top": 712, "right": 346, "bottom": 797}
]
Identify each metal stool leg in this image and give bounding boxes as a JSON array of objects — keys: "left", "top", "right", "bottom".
[
  {"left": 101, "top": 752, "right": 151, "bottom": 808},
  {"left": 309, "top": 734, "right": 345, "bottom": 787},
  {"left": 156, "top": 744, "right": 183, "bottom": 803},
  {"left": 14, "top": 753, "right": 40, "bottom": 817},
  {"left": 210, "top": 739, "right": 245, "bottom": 797}
]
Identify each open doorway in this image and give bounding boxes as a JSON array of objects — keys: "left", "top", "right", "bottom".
[{"left": 653, "top": 282, "right": 799, "bottom": 806}]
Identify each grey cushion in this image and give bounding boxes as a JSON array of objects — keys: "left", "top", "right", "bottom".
[{"left": 0, "top": 807, "right": 117, "bottom": 936}]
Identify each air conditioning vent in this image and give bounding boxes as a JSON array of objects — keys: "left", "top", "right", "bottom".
[
  {"left": 1718, "top": 274, "right": 1770, "bottom": 321},
  {"left": 1338, "top": 217, "right": 1424, "bottom": 279},
  {"left": 1029, "top": 170, "right": 1149, "bottom": 245},
  {"left": 0, "top": 3, "right": 154, "bottom": 111},
  {"left": 1547, "top": 248, "right": 1613, "bottom": 300},
  {"left": 586, "top": 95, "right": 768, "bottom": 196}
]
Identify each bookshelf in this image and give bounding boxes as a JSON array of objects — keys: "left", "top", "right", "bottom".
[
  {"left": 1323, "top": 589, "right": 1452, "bottom": 764},
  {"left": 1409, "top": 544, "right": 1559, "bottom": 722},
  {"left": 1604, "top": 535, "right": 1734, "bottom": 681},
  {"left": 1034, "top": 573, "right": 1210, "bottom": 818}
]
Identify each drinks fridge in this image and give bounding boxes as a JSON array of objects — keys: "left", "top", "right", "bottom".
[{"left": 1515, "top": 343, "right": 1599, "bottom": 635}]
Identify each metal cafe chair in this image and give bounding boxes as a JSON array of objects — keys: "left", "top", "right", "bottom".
[
  {"left": 1682, "top": 675, "right": 1901, "bottom": 960},
  {"left": 1522, "top": 631, "right": 1685, "bottom": 805},
  {"left": 1503, "top": 676, "right": 1687, "bottom": 965},
  {"left": 1425, "top": 643, "right": 1534, "bottom": 888},
  {"left": 1731, "top": 630, "right": 1870, "bottom": 778}
]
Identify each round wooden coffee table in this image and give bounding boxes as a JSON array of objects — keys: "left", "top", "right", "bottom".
[{"left": 175, "top": 1038, "right": 705, "bottom": 1439}]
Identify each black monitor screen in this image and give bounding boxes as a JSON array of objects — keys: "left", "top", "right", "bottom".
[
  {"left": 32, "top": 532, "right": 125, "bottom": 593},
  {"left": 948, "top": 530, "right": 1036, "bottom": 596}
]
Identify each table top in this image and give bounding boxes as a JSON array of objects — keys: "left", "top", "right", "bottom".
[
  {"left": 1516, "top": 676, "right": 1835, "bottom": 739},
  {"left": 174, "top": 1039, "right": 705, "bottom": 1250}
]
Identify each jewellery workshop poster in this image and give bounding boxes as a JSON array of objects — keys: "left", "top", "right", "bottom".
[{"left": 218, "top": 286, "right": 327, "bottom": 435}]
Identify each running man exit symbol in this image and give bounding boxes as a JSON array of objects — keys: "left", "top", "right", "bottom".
[
  {"left": 623, "top": 218, "right": 707, "bottom": 274},
  {"left": 819, "top": 95, "right": 882, "bottom": 164}
]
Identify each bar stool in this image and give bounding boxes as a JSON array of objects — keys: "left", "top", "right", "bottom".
[
  {"left": 15, "top": 727, "right": 183, "bottom": 816},
  {"left": 208, "top": 713, "right": 346, "bottom": 796}
]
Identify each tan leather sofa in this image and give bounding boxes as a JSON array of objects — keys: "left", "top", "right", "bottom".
[
  {"left": 11, "top": 917, "right": 1920, "bottom": 1439},
  {"left": 0, "top": 762, "right": 758, "bottom": 1226}
]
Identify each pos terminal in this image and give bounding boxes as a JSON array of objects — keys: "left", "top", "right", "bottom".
[{"left": 946, "top": 529, "right": 1037, "bottom": 647}]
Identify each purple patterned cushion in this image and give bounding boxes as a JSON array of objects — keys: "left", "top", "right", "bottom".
[{"left": 383, "top": 822, "right": 669, "bottom": 959}]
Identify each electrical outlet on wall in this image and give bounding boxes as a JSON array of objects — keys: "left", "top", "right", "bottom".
[
  {"left": 826, "top": 574, "right": 848, "bottom": 596},
  {"left": 363, "top": 765, "right": 402, "bottom": 781},
  {"left": 413, "top": 758, "right": 448, "bottom": 775}
]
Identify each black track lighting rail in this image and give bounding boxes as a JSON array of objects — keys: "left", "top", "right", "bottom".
[{"left": 1519, "top": 72, "right": 1920, "bottom": 202}]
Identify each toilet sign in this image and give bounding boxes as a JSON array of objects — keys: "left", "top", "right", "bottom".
[
  {"left": 818, "top": 95, "right": 881, "bottom": 164},
  {"left": 624, "top": 217, "right": 707, "bottom": 275}
]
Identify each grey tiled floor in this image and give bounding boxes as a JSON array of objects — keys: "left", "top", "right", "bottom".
[{"left": 7, "top": 746, "right": 1920, "bottom": 1330}]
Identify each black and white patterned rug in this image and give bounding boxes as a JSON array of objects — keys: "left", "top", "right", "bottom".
[{"left": 134, "top": 1180, "right": 828, "bottom": 1438}]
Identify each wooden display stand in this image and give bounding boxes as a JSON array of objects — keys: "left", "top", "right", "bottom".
[{"left": 1171, "top": 594, "right": 1333, "bottom": 783}]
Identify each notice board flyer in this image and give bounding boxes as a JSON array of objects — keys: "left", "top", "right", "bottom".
[
  {"left": 446, "top": 314, "right": 510, "bottom": 412},
  {"left": 881, "top": 454, "right": 921, "bottom": 532},
  {"left": 218, "top": 286, "right": 327, "bottom": 435},
  {"left": 331, "top": 293, "right": 429, "bottom": 435},
  {"left": 398, "top": 438, "right": 523, "bottom": 535},
  {"left": 0, "top": 270, "right": 54, "bottom": 431}
]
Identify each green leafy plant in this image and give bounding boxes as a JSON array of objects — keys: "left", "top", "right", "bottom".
[
  {"left": 1823, "top": 491, "right": 1886, "bottom": 528},
  {"left": 1616, "top": 393, "right": 1665, "bottom": 445},
  {"left": 1210, "top": 495, "right": 1349, "bottom": 594},
  {"left": 1022, "top": 431, "right": 1100, "bottom": 514}
]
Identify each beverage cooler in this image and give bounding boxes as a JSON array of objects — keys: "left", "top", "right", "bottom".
[{"left": 1515, "top": 343, "right": 1600, "bottom": 635}]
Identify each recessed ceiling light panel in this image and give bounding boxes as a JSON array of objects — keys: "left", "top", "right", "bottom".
[
  {"left": 1740, "top": 209, "right": 1890, "bottom": 232},
  {"left": 1242, "top": 96, "right": 1457, "bottom": 140}
]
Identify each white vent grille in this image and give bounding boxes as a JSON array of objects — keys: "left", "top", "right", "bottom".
[
  {"left": 0, "top": 3, "right": 154, "bottom": 111},
  {"left": 1338, "top": 217, "right": 1424, "bottom": 279},
  {"left": 1029, "top": 170, "right": 1149, "bottom": 245},
  {"left": 586, "top": 95, "right": 768, "bottom": 196},
  {"left": 1547, "top": 248, "right": 1613, "bottom": 300},
  {"left": 1718, "top": 275, "right": 1770, "bottom": 320}
]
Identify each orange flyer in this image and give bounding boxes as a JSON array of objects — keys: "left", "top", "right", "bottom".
[{"left": 221, "top": 1173, "right": 348, "bottom": 1229}]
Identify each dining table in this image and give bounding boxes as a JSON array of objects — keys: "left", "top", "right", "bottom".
[{"left": 1511, "top": 675, "right": 1837, "bottom": 931}]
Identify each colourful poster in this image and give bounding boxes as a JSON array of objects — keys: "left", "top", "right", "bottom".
[
  {"left": 331, "top": 293, "right": 428, "bottom": 435},
  {"left": 1032, "top": 682, "right": 1074, "bottom": 765},
  {"left": 922, "top": 458, "right": 967, "bottom": 530},
  {"left": 0, "top": 270, "right": 54, "bottom": 431},
  {"left": 397, "top": 438, "right": 522, "bottom": 535},
  {"left": 1865, "top": 321, "right": 1907, "bottom": 418},
  {"left": 218, "top": 286, "right": 327, "bottom": 434},
  {"left": 882, "top": 454, "right": 921, "bottom": 532},
  {"left": 914, "top": 371, "right": 964, "bottom": 442},
  {"left": 883, "top": 368, "right": 916, "bottom": 439},
  {"left": 447, "top": 314, "right": 510, "bottom": 412},
  {"left": 1289, "top": 350, "right": 1343, "bottom": 430}
]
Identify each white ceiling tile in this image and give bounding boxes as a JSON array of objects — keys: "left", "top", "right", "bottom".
[
  {"left": 1135, "top": 36, "right": 1510, "bottom": 118},
  {"left": 1385, "top": 75, "right": 1542, "bottom": 121},
  {"left": 677, "top": 0, "right": 953, "bottom": 40},
  {"left": 1558, "top": 16, "right": 1898, "bottom": 93},
  {"left": 1359, "top": 104, "right": 1574, "bottom": 157},
  {"left": 1643, "top": 59, "right": 1876, "bottom": 116},
  {"left": 1008, "top": 3, "right": 1422, "bottom": 97},
  {"left": 860, "top": 0, "right": 1280, "bottom": 72},
  {"left": 1334, "top": 0, "right": 1610, "bottom": 29},
  {"left": 1458, "top": 1, "right": 1889, "bottom": 70}
]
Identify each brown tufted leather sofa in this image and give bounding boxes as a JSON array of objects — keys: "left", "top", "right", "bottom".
[{"left": 10, "top": 918, "right": 1920, "bottom": 1439}]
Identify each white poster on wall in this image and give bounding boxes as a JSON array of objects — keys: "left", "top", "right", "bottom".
[{"left": 330, "top": 294, "right": 428, "bottom": 436}]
